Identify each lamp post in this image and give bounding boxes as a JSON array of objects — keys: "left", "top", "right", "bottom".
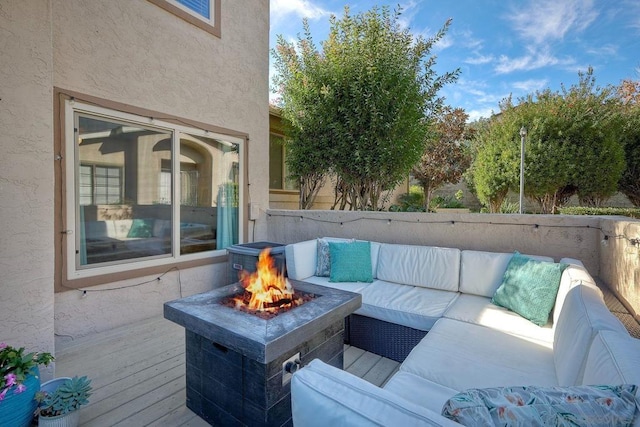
[{"left": 519, "top": 126, "right": 527, "bottom": 214}]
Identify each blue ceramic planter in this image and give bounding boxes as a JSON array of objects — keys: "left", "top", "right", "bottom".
[{"left": 0, "top": 367, "right": 40, "bottom": 427}]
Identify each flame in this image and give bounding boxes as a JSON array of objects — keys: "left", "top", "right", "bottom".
[{"left": 235, "top": 248, "right": 293, "bottom": 312}]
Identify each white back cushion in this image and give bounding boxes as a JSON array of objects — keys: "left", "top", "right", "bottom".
[
  {"left": 459, "top": 250, "right": 553, "bottom": 297},
  {"left": 377, "top": 244, "right": 461, "bottom": 291},
  {"left": 553, "top": 285, "right": 627, "bottom": 385},
  {"left": 552, "top": 263, "right": 599, "bottom": 326},
  {"left": 583, "top": 330, "right": 640, "bottom": 385}
]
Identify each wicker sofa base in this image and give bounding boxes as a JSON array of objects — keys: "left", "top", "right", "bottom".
[{"left": 345, "top": 314, "right": 428, "bottom": 363}]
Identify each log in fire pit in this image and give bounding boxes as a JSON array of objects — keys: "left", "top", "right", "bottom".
[{"left": 164, "top": 249, "right": 361, "bottom": 426}]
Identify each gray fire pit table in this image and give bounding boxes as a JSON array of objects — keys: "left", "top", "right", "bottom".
[{"left": 164, "top": 279, "right": 362, "bottom": 426}]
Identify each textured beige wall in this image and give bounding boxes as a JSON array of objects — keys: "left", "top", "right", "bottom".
[
  {"left": 52, "top": 0, "right": 270, "bottom": 222},
  {"left": 0, "top": 1, "right": 56, "bottom": 371},
  {"left": 54, "top": 262, "right": 228, "bottom": 341},
  {"left": 1, "top": 0, "right": 269, "bottom": 345},
  {"left": 50, "top": 0, "right": 270, "bottom": 338},
  {"left": 267, "top": 210, "right": 601, "bottom": 272},
  {"left": 600, "top": 217, "right": 640, "bottom": 319}
]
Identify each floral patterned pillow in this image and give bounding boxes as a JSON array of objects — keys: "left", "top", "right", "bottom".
[{"left": 442, "top": 384, "right": 638, "bottom": 427}]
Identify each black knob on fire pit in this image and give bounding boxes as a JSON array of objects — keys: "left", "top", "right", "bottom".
[{"left": 285, "top": 359, "right": 301, "bottom": 374}]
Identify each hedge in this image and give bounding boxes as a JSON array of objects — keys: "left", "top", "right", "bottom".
[{"left": 559, "top": 207, "right": 640, "bottom": 219}]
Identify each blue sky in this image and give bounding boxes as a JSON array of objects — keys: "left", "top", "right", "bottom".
[{"left": 269, "top": 0, "right": 640, "bottom": 121}]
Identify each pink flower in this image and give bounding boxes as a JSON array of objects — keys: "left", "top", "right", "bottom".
[
  {"left": 0, "top": 388, "right": 7, "bottom": 401},
  {"left": 0, "top": 343, "right": 7, "bottom": 350},
  {"left": 4, "top": 373, "right": 17, "bottom": 386},
  {"left": 14, "top": 384, "right": 26, "bottom": 394}
]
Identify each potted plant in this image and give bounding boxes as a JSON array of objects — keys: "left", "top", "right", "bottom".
[
  {"left": 35, "top": 375, "right": 92, "bottom": 427},
  {"left": 0, "top": 342, "right": 54, "bottom": 427}
]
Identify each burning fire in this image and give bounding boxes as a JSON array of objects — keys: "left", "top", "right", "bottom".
[{"left": 233, "top": 248, "right": 294, "bottom": 312}]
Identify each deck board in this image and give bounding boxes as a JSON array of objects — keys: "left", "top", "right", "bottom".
[{"left": 55, "top": 317, "right": 400, "bottom": 426}]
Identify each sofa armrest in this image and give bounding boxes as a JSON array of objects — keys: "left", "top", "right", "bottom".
[
  {"left": 292, "top": 359, "right": 460, "bottom": 426},
  {"left": 285, "top": 239, "right": 317, "bottom": 280}
]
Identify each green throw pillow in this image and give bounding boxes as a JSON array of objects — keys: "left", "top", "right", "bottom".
[
  {"left": 127, "top": 219, "right": 154, "bottom": 238},
  {"left": 442, "top": 384, "right": 638, "bottom": 426},
  {"left": 491, "top": 252, "right": 568, "bottom": 326},
  {"left": 328, "top": 241, "right": 373, "bottom": 283}
]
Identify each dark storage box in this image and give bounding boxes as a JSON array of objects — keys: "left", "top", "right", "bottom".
[{"left": 227, "top": 241, "right": 286, "bottom": 284}]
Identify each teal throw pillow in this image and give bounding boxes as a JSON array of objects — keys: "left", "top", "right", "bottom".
[
  {"left": 491, "top": 252, "right": 568, "bottom": 326},
  {"left": 127, "top": 219, "right": 154, "bottom": 238},
  {"left": 442, "top": 384, "right": 638, "bottom": 426},
  {"left": 328, "top": 241, "right": 373, "bottom": 283}
]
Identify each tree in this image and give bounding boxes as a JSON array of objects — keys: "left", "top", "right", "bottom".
[
  {"left": 412, "top": 107, "right": 472, "bottom": 210},
  {"left": 618, "top": 80, "right": 640, "bottom": 206},
  {"left": 470, "top": 69, "right": 624, "bottom": 213},
  {"left": 272, "top": 25, "right": 333, "bottom": 209},
  {"left": 272, "top": 6, "right": 458, "bottom": 210},
  {"left": 470, "top": 99, "right": 520, "bottom": 212}
]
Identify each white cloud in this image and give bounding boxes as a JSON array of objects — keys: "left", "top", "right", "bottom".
[
  {"left": 494, "top": 48, "right": 575, "bottom": 74},
  {"left": 435, "top": 34, "right": 454, "bottom": 51},
  {"left": 394, "top": 0, "right": 426, "bottom": 31},
  {"left": 464, "top": 54, "right": 494, "bottom": 65},
  {"left": 467, "top": 107, "right": 496, "bottom": 121},
  {"left": 512, "top": 79, "right": 549, "bottom": 92},
  {"left": 270, "top": 0, "right": 331, "bottom": 24},
  {"left": 506, "top": 0, "right": 598, "bottom": 45},
  {"left": 585, "top": 44, "right": 618, "bottom": 56}
]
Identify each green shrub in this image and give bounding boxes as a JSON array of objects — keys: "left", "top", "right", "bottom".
[
  {"left": 389, "top": 188, "right": 426, "bottom": 212},
  {"left": 430, "top": 195, "right": 465, "bottom": 209},
  {"left": 559, "top": 207, "right": 640, "bottom": 219},
  {"left": 480, "top": 199, "right": 520, "bottom": 214}
]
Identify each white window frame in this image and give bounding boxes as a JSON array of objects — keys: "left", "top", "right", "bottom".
[{"left": 64, "top": 100, "right": 244, "bottom": 280}]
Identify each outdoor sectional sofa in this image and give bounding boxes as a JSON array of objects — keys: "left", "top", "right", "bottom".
[{"left": 285, "top": 238, "right": 640, "bottom": 426}]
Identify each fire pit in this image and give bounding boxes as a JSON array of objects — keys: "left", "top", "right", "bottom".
[
  {"left": 164, "top": 249, "right": 361, "bottom": 426},
  {"left": 221, "top": 248, "right": 316, "bottom": 319}
]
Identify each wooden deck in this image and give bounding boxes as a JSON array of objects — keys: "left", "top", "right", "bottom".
[
  {"left": 55, "top": 283, "right": 639, "bottom": 426},
  {"left": 55, "top": 316, "right": 399, "bottom": 426}
]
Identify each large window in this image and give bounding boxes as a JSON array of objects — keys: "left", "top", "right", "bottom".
[{"left": 64, "top": 100, "right": 243, "bottom": 280}]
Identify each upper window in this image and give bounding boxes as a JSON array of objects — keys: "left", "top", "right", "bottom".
[
  {"left": 64, "top": 100, "right": 243, "bottom": 280},
  {"left": 269, "top": 133, "right": 298, "bottom": 191},
  {"left": 175, "top": 0, "right": 210, "bottom": 19},
  {"left": 148, "top": 0, "right": 221, "bottom": 38}
]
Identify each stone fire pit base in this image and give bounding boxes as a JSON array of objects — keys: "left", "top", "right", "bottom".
[
  {"left": 186, "top": 320, "right": 343, "bottom": 426},
  {"left": 164, "top": 280, "right": 361, "bottom": 426}
]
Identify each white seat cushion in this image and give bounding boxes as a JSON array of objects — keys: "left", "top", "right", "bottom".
[
  {"left": 299, "top": 275, "right": 370, "bottom": 295},
  {"left": 400, "top": 318, "right": 558, "bottom": 391},
  {"left": 358, "top": 281, "right": 459, "bottom": 331},
  {"left": 377, "top": 244, "right": 460, "bottom": 291},
  {"left": 443, "top": 294, "right": 554, "bottom": 346},
  {"left": 383, "top": 371, "right": 459, "bottom": 414}
]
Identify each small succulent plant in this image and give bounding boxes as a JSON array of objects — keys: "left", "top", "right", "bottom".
[{"left": 36, "top": 376, "right": 92, "bottom": 417}]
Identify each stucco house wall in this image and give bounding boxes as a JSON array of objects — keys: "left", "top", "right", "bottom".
[
  {"left": 0, "top": 1, "right": 56, "bottom": 367},
  {"left": 1, "top": 0, "right": 270, "bottom": 366}
]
